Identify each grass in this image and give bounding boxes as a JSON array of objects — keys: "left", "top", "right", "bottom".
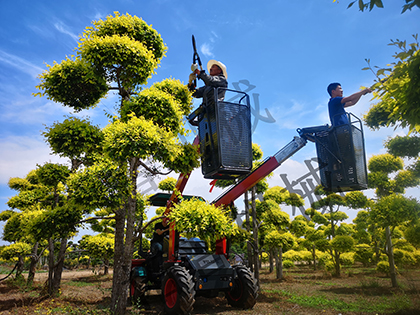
[
  {"left": 66, "top": 280, "right": 98, "bottom": 287},
  {"left": 360, "top": 277, "right": 382, "bottom": 288},
  {"left": 263, "top": 288, "right": 413, "bottom": 314},
  {"left": 2, "top": 265, "right": 419, "bottom": 314}
]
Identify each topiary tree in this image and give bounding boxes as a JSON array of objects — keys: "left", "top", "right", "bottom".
[
  {"left": 79, "top": 233, "right": 115, "bottom": 275},
  {"left": 158, "top": 177, "right": 177, "bottom": 193},
  {"left": 309, "top": 187, "right": 368, "bottom": 276},
  {"left": 34, "top": 13, "right": 200, "bottom": 313},
  {"left": 0, "top": 242, "right": 32, "bottom": 280}
]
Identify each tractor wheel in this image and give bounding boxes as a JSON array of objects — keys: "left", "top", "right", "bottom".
[
  {"left": 226, "top": 265, "right": 258, "bottom": 309},
  {"left": 162, "top": 265, "right": 195, "bottom": 315}
]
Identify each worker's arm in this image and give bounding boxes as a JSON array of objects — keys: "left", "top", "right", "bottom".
[
  {"left": 342, "top": 88, "right": 372, "bottom": 108},
  {"left": 156, "top": 228, "right": 169, "bottom": 235},
  {"left": 195, "top": 69, "right": 227, "bottom": 88}
]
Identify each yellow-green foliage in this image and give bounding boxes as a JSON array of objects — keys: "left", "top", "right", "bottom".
[
  {"left": 81, "top": 34, "right": 158, "bottom": 87},
  {"left": 168, "top": 198, "right": 237, "bottom": 244},
  {"left": 394, "top": 249, "right": 417, "bottom": 266},
  {"left": 364, "top": 38, "right": 420, "bottom": 133},
  {"left": 158, "top": 177, "right": 177, "bottom": 192},
  {"left": 80, "top": 233, "right": 115, "bottom": 262},
  {"left": 318, "top": 252, "right": 331, "bottom": 266},
  {"left": 261, "top": 252, "right": 269, "bottom": 263},
  {"left": 299, "top": 250, "right": 313, "bottom": 263},
  {"left": 354, "top": 244, "right": 374, "bottom": 266},
  {"left": 104, "top": 115, "right": 179, "bottom": 162},
  {"left": 376, "top": 260, "right": 398, "bottom": 275},
  {"left": 35, "top": 57, "right": 109, "bottom": 112},
  {"left": 121, "top": 87, "right": 183, "bottom": 133},
  {"left": 264, "top": 186, "right": 304, "bottom": 207},
  {"left": 339, "top": 252, "right": 355, "bottom": 266},
  {"left": 331, "top": 235, "right": 355, "bottom": 253},
  {"left": 0, "top": 242, "right": 32, "bottom": 261},
  {"left": 84, "top": 12, "right": 166, "bottom": 61},
  {"left": 283, "top": 250, "right": 302, "bottom": 262},
  {"left": 151, "top": 78, "right": 193, "bottom": 115},
  {"left": 324, "top": 260, "right": 335, "bottom": 272},
  {"left": 283, "top": 260, "right": 294, "bottom": 269},
  {"left": 264, "top": 231, "right": 296, "bottom": 251},
  {"left": 413, "top": 250, "right": 420, "bottom": 265},
  {"left": 68, "top": 158, "right": 132, "bottom": 210},
  {"left": 369, "top": 154, "right": 404, "bottom": 174}
]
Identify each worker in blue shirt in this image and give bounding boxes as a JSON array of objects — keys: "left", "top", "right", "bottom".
[{"left": 327, "top": 83, "right": 372, "bottom": 126}]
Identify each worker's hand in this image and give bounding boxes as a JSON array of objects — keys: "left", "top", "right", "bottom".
[
  {"left": 191, "top": 63, "right": 198, "bottom": 72},
  {"left": 363, "top": 88, "right": 372, "bottom": 95},
  {"left": 194, "top": 69, "right": 201, "bottom": 75},
  {"left": 188, "top": 72, "right": 196, "bottom": 84},
  {"left": 187, "top": 83, "right": 196, "bottom": 92}
]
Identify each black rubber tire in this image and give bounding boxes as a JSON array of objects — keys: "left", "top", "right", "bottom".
[
  {"left": 162, "top": 265, "right": 195, "bottom": 315},
  {"left": 225, "top": 265, "right": 258, "bottom": 309}
]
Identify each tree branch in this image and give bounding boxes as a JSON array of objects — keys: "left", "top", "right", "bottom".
[{"left": 78, "top": 215, "right": 116, "bottom": 224}]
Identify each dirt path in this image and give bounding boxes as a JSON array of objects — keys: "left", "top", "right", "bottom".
[{"left": 1, "top": 266, "right": 420, "bottom": 314}]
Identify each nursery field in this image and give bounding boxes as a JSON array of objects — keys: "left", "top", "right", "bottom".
[{"left": 1, "top": 265, "right": 419, "bottom": 315}]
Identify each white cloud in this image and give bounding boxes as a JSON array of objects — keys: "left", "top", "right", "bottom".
[
  {"left": 54, "top": 21, "right": 79, "bottom": 42},
  {"left": 0, "top": 49, "right": 44, "bottom": 78},
  {"left": 0, "top": 98, "right": 69, "bottom": 126},
  {"left": 200, "top": 43, "right": 214, "bottom": 58},
  {"left": 0, "top": 135, "right": 68, "bottom": 185}
]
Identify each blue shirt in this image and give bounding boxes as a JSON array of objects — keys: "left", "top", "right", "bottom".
[{"left": 328, "top": 97, "right": 349, "bottom": 126}]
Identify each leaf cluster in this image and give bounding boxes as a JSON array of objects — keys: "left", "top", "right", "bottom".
[
  {"left": 385, "top": 135, "right": 420, "bottom": 158},
  {"left": 43, "top": 117, "right": 104, "bottom": 165},
  {"left": 371, "top": 194, "right": 420, "bottom": 228},
  {"left": 0, "top": 242, "right": 32, "bottom": 261},
  {"left": 79, "top": 233, "right": 115, "bottom": 260},
  {"left": 264, "top": 230, "right": 296, "bottom": 251},
  {"left": 158, "top": 177, "right": 177, "bottom": 192},
  {"left": 121, "top": 87, "right": 183, "bottom": 133},
  {"left": 364, "top": 36, "right": 420, "bottom": 133},
  {"left": 35, "top": 57, "right": 108, "bottom": 112},
  {"left": 84, "top": 12, "right": 166, "bottom": 61},
  {"left": 168, "top": 198, "right": 236, "bottom": 242},
  {"left": 346, "top": 0, "right": 419, "bottom": 13},
  {"left": 67, "top": 158, "right": 132, "bottom": 210}
]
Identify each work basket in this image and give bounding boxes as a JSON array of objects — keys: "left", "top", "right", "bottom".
[
  {"left": 314, "top": 114, "right": 368, "bottom": 192},
  {"left": 198, "top": 88, "right": 253, "bottom": 179}
]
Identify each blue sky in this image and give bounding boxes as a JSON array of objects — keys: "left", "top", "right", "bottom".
[{"left": 0, "top": 1, "right": 419, "bottom": 245}]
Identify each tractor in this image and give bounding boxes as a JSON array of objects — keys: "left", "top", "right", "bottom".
[{"left": 129, "top": 85, "right": 368, "bottom": 314}]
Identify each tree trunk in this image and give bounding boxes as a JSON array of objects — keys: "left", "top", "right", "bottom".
[
  {"left": 276, "top": 247, "right": 284, "bottom": 279},
  {"left": 373, "top": 229, "right": 381, "bottom": 264},
  {"left": 269, "top": 249, "right": 274, "bottom": 273},
  {"left": 386, "top": 226, "right": 398, "bottom": 287},
  {"left": 279, "top": 247, "right": 283, "bottom": 279},
  {"left": 312, "top": 244, "right": 317, "bottom": 271},
  {"left": 111, "top": 210, "right": 127, "bottom": 314},
  {"left": 51, "top": 238, "right": 68, "bottom": 296},
  {"left": 47, "top": 238, "right": 54, "bottom": 295},
  {"left": 110, "top": 158, "right": 138, "bottom": 314},
  {"left": 274, "top": 248, "right": 280, "bottom": 279},
  {"left": 251, "top": 186, "right": 259, "bottom": 289},
  {"left": 27, "top": 242, "right": 39, "bottom": 286},
  {"left": 334, "top": 250, "right": 341, "bottom": 277},
  {"left": 15, "top": 255, "right": 25, "bottom": 280},
  {"left": 244, "top": 190, "right": 252, "bottom": 271}
]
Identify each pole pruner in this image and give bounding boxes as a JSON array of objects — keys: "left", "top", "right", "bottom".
[{"left": 189, "top": 35, "right": 204, "bottom": 88}]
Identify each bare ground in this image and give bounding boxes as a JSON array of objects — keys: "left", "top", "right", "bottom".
[{"left": 1, "top": 265, "right": 420, "bottom": 314}]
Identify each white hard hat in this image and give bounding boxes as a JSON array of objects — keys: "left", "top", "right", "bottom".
[{"left": 207, "top": 60, "right": 227, "bottom": 80}]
